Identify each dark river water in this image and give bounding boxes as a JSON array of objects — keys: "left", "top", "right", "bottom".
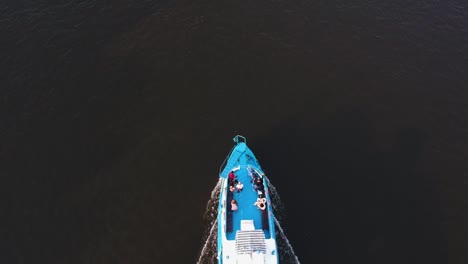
[{"left": 1, "top": 0, "right": 468, "bottom": 263}]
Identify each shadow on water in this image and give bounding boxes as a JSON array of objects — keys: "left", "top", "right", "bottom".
[{"left": 254, "top": 106, "right": 447, "bottom": 264}]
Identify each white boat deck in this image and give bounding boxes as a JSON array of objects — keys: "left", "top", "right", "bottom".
[{"left": 235, "top": 229, "right": 267, "bottom": 255}]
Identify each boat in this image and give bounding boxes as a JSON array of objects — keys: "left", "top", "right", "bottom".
[{"left": 217, "top": 135, "right": 279, "bottom": 264}]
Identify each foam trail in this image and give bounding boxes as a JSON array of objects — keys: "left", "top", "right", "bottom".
[
  {"left": 196, "top": 219, "right": 218, "bottom": 264},
  {"left": 197, "top": 179, "right": 221, "bottom": 264},
  {"left": 202, "top": 179, "right": 222, "bottom": 227},
  {"left": 265, "top": 177, "right": 286, "bottom": 222},
  {"left": 275, "top": 216, "right": 301, "bottom": 264}
]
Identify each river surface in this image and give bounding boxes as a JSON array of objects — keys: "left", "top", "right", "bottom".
[{"left": 1, "top": 0, "right": 467, "bottom": 263}]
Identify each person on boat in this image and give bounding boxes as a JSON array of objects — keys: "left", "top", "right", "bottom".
[
  {"left": 257, "top": 189, "right": 265, "bottom": 198},
  {"left": 247, "top": 166, "right": 259, "bottom": 182},
  {"left": 236, "top": 181, "right": 244, "bottom": 193},
  {"left": 253, "top": 177, "right": 263, "bottom": 191},
  {"left": 254, "top": 176, "right": 262, "bottom": 185},
  {"left": 229, "top": 185, "right": 235, "bottom": 192},
  {"left": 228, "top": 171, "right": 236, "bottom": 182},
  {"left": 231, "top": 199, "right": 238, "bottom": 211}
]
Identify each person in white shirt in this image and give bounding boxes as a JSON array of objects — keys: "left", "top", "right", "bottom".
[
  {"left": 231, "top": 199, "right": 238, "bottom": 211},
  {"left": 236, "top": 181, "right": 244, "bottom": 193}
]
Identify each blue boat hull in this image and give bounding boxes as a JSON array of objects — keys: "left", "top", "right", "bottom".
[{"left": 217, "top": 136, "right": 279, "bottom": 264}]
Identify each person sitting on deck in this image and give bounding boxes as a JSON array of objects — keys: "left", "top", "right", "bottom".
[
  {"left": 228, "top": 171, "right": 236, "bottom": 184},
  {"left": 229, "top": 185, "right": 235, "bottom": 192},
  {"left": 236, "top": 181, "right": 244, "bottom": 193},
  {"left": 253, "top": 177, "right": 263, "bottom": 191},
  {"left": 231, "top": 199, "right": 238, "bottom": 211},
  {"left": 247, "top": 166, "right": 257, "bottom": 182},
  {"left": 257, "top": 189, "right": 265, "bottom": 198},
  {"left": 254, "top": 176, "right": 262, "bottom": 185}
]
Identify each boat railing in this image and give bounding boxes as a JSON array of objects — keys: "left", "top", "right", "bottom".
[
  {"left": 246, "top": 166, "right": 265, "bottom": 180},
  {"left": 233, "top": 135, "right": 246, "bottom": 144}
]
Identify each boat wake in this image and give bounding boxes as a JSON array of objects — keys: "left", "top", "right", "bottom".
[
  {"left": 274, "top": 217, "right": 301, "bottom": 264},
  {"left": 265, "top": 177, "right": 286, "bottom": 223},
  {"left": 197, "top": 179, "right": 221, "bottom": 264},
  {"left": 196, "top": 177, "right": 300, "bottom": 264}
]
